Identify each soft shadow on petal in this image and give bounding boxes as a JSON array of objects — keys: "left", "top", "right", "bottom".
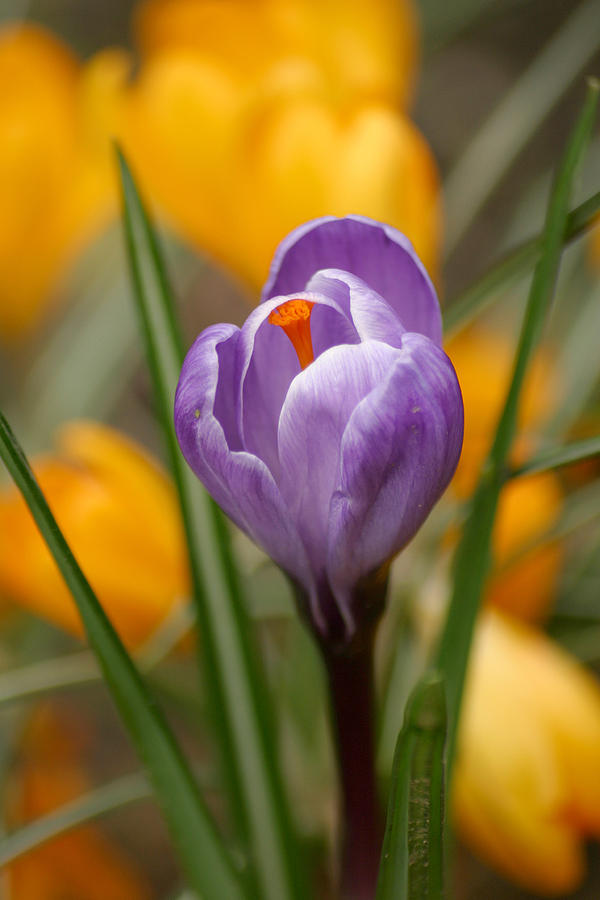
[
  {"left": 327, "top": 333, "right": 463, "bottom": 629},
  {"left": 237, "top": 291, "right": 353, "bottom": 477},
  {"left": 261, "top": 215, "right": 442, "bottom": 345},
  {"left": 307, "top": 268, "right": 406, "bottom": 348},
  {"left": 175, "top": 323, "right": 313, "bottom": 592},
  {"left": 276, "top": 341, "right": 401, "bottom": 589}
]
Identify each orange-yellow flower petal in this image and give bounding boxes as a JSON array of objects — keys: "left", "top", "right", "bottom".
[
  {"left": 487, "top": 472, "right": 564, "bottom": 621},
  {"left": 0, "top": 24, "right": 129, "bottom": 341},
  {"left": 445, "top": 326, "right": 564, "bottom": 621},
  {"left": 0, "top": 421, "right": 188, "bottom": 647},
  {"left": 134, "top": 0, "right": 418, "bottom": 106},
  {"left": 242, "top": 99, "right": 440, "bottom": 282},
  {"left": 124, "top": 80, "right": 441, "bottom": 291},
  {"left": 454, "top": 610, "right": 600, "bottom": 895},
  {"left": 447, "top": 325, "right": 559, "bottom": 498},
  {"left": 5, "top": 704, "right": 151, "bottom": 899}
]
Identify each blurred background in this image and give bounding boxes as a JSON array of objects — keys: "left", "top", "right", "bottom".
[{"left": 0, "top": 1, "right": 599, "bottom": 898}]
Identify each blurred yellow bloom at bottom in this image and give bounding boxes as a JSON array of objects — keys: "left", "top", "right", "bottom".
[
  {"left": 455, "top": 610, "right": 600, "bottom": 895},
  {"left": 0, "top": 422, "right": 189, "bottom": 647},
  {"left": 5, "top": 704, "right": 151, "bottom": 899}
]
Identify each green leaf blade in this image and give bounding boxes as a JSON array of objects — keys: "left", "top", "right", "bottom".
[
  {"left": 443, "top": 189, "right": 600, "bottom": 337},
  {"left": 0, "top": 413, "right": 245, "bottom": 900},
  {"left": 117, "top": 149, "right": 306, "bottom": 900},
  {"left": 377, "top": 673, "right": 447, "bottom": 900},
  {"left": 436, "top": 80, "right": 600, "bottom": 774},
  {"left": 510, "top": 433, "right": 600, "bottom": 478}
]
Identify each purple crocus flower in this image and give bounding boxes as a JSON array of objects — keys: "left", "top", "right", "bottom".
[{"left": 175, "top": 216, "right": 463, "bottom": 644}]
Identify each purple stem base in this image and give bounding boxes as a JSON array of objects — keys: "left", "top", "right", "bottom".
[{"left": 323, "top": 633, "right": 382, "bottom": 900}]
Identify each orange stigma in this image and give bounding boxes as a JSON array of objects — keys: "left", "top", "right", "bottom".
[{"left": 268, "top": 298, "right": 315, "bottom": 369}]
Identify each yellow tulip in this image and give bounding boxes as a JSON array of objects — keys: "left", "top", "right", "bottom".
[
  {"left": 455, "top": 609, "right": 600, "bottom": 895},
  {"left": 0, "top": 422, "right": 188, "bottom": 647},
  {"left": 5, "top": 703, "right": 152, "bottom": 899},
  {"left": 134, "top": 0, "right": 418, "bottom": 107},
  {"left": 0, "top": 24, "right": 129, "bottom": 341}
]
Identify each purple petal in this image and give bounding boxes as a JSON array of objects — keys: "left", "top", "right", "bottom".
[
  {"left": 175, "top": 325, "right": 314, "bottom": 594},
  {"left": 261, "top": 216, "right": 442, "bottom": 346},
  {"left": 236, "top": 292, "right": 356, "bottom": 478},
  {"left": 326, "top": 333, "right": 463, "bottom": 630},
  {"left": 276, "top": 341, "right": 401, "bottom": 629},
  {"left": 307, "top": 269, "right": 406, "bottom": 349}
]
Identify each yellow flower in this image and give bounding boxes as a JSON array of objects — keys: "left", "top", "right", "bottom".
[
  {"left": 0, "top": 4, "right": 431, "bottom": 334},
  {"left": 123, "top": 76, "right": 441, "bottom": 289},
  {"left": 447, "top": 325, "right": 559, "bottom": 498},
  {"left": 5, "top": 703, "right": 152, "bottom": 899},
  {"left": 121, "top": 0, "right": 439, "bottom": 288},
  {"left": 487, "top": 473, "right": 563, "bottom": 622},
  {"left": 0, "top": 422, "right": 188, "bottom": 647},
  {"left": 0, "top": 24, "right": 129, "bottom": 341},
  {"left": 134, "top": 0, "right": 418, "bottom": 107},
  {"left": 454, "top": 609, "right": 600, "bottom": 895},
  {"left": 447, "top": 326, "right": 564, "bottom": 621}
]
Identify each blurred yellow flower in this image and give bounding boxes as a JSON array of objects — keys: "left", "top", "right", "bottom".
[
  {"left": 5, "top": 703, "right": 152, "bottom": 899},
  {"left": 448, "top": 325, "right": 559, "bottom": 498},
  {"left": 455, "top": 609, "right": 600, "bottom": 895},
  {"left": 0, "top": 2, "right": 435, "bottom": 336},
  {"left": 0, "top": 24, "right": 129, "bottom": 341},
  {"left": 124, "top": 75, "right": 441, "bottom": 289},
  {"left": 487, "top": 472, "right": 563, "bottom": 621},
  {"left": 134, "top": 0, "right": 418, "bottom": 107},
  {"left": 122, "top": 0, "right": 439, "bottom": 288},
  {"left": 0, "top": 421, "right": 188, "bottom": 647},
  {"left": 447, "top": 325, "right": 564, "bottom": 621}
]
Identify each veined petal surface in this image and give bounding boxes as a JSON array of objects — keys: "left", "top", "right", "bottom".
[{"left": 261, "top": 215, "right": 441, "bottom": 345}]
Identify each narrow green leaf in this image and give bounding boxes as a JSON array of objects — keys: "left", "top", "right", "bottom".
[
  {"left": 443, "top": 189, "right": 600, "bottom": 336},
  {"left": 0, "top": 413, "right": 245, "bottom": 900},
  {"left": 510, "top": 434, "right": 600, "bottom": 478},
  {"left": 0, "top": 650, "right": 99, "bottom": 706},
  {"left": 0, "top": 601, "right": 194, "bottom": 708},
  {"left": 435, "top": 81, "right": 600, "bottom": 773},
  {"left": 0, "top": 773, "right": 150, "bottom": 867},
  {"left": 377, "top": 673, "right": 446, "bottom": 900},
  {"left": 117, "top": 149, "right": 306, "bottom": 900},
  {"left": 443, "top": 0, "right": 600, "bottom": 255},
  {"left": 0, "top": 758, "right": 216, "bottom": 869}
]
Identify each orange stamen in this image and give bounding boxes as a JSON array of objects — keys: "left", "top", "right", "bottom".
[{"left": 268, "top": 298, "right": 315, "bottom": 369}]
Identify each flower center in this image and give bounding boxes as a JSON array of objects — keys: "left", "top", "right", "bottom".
[{"left": 268, "top": 298, "right": 315, "bottom": 369}]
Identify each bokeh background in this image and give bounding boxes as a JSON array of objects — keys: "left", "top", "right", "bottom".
[{"left": 0, "top": 1, "right": 599, "bottom": 898}]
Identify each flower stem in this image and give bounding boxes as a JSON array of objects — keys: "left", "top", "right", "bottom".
[{"left": 323, "top": 631, "right": 382, "bottom": 900}]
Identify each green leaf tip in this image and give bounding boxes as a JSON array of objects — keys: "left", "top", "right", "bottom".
[
  {"left": 376, "top": 672, "right": 447, "bottom": 900},
  {"left": 404, "top": 672, "right": 446, "bottom": 733}
]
